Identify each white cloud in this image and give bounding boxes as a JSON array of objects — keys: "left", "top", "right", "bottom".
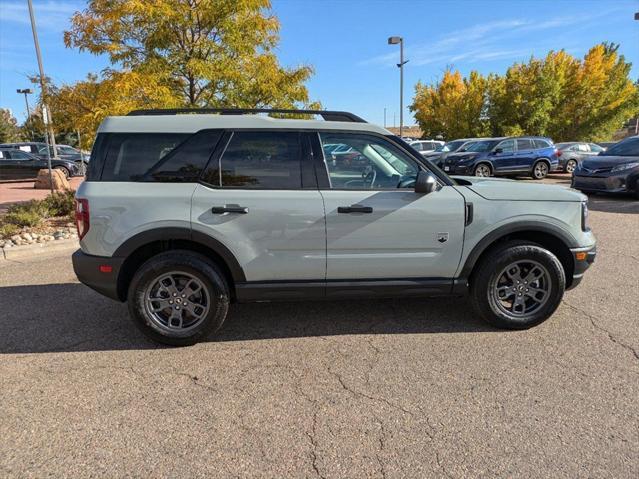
[
  {"left": 0, "top": 1, "right": 79, "bottom": 29},
  {"left": 359, "top": 11, "right": 613, "bottom": 69}
]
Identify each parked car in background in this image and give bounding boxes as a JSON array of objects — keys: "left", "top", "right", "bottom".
[
  {"left": 0, "top": 141, "right": 88, "bottom": 163},
  {"left": 442, "top": 137, "right": 559, "bottom": 179},
  {"left": 410, "top": 139, "right": 445, "bottom": 155},
  {"left": 0, "top": 147, "right": 82, "bottom": 180},
  {"left": 572, "top": 136, "right": 639, "bottom": 199},
  {"left": 555, "top": 142, "right": 605, "bottom": 173},
  {"left": 422, "top": 138, "right": 482, "bottom": 168}
]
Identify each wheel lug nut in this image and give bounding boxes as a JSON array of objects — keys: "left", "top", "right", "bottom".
[
  {"left": 176, "top": 306, "right": 180, "bottom": 310},
  {"left": 169, "top": 300, "right": 173, "bottom": 304},
  {"left": 173, "top": 293, "right": 177, "bottom": 297},
  {"left": 182, "top": 294, "right": 186, "bottom": 298}
]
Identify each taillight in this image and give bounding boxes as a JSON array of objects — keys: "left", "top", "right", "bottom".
[
  {"left": 556, "top": 150, "right": 562, "bottom": 157},
  {"left": 74, "top": 198, "right": 90, "bottom": 240}
]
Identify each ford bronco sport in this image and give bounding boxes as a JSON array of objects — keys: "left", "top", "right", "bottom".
[{"left": 72, "top": 109, "right": 596, "bottom": 345}]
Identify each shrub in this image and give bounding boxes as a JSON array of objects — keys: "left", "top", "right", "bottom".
[
  {"left": 0, "top": 223, "right": 20, "bottom": 239},
  {"left": 42, "top": 189, "right": 75, "bottom": 217},
  {"left": 4, "top": 210, "right": 43, "bottom": 227},
  {"left": 7, "top": 199, "right": 49, "bottom": 218}
]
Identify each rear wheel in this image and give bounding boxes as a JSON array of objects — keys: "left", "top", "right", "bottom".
[
  {"left": 470, "top": 242, "right": 565, "bottom": 329},
  {"left": 128, "top": 250, "right": 230, "bottom": 346},
  {"left": 532, "top": 160, "right": 549, "bottom": 179},
  {"left": 474, "top": 163, "right": 492, "bottom": 177},
  {"left": 565, "top": 159, "right": 577, "bottom": 174}
]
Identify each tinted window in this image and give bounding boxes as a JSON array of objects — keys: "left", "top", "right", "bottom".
[
  {"left": 216, "top": 131, "right": 302, "bottom": 189},
  {"left": 603, "top": 137, "right": 639, "bottom": 156},
  {"left": 101, "top": 134, "right": 189, "bottom": 181},
  {"left": 497, "top": 139, "right": 515, "bottom": 153},
  {"left": 516, "top": 139, "right": 533, "bottom": 150},
  {"left": 145, "top": 130, "right": 222, "bottom": 182},
  {"left": 320, "top": 133, "right": 419, "bottom": 189},
  {"left": 466, "top": 140, "right": 496, "bottom": 152},
  {"left": 10, "top": 150, "right": 33, "bottom": 160},
  {"left": 589, "top": 143, "right": 604, "bottom": 153},
  {"left": 533, "top": 139, "right": 550, "bottom": 149}
]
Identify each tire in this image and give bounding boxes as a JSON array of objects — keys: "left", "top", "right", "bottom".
[
  {"left": 470, "top": 241, "right": 566, "bottom": 329},
  {"left": 565, "top": 159, "right": 577, "bottom": 174},
  {"left": 474, "top": 163, "right": 492, "bottom": 177},
  {"left": 127, "top": 250, "right": 230, "bottom": 346},
  {"left": 54, "top": 166, "right": 70, "bottom": 179},
  {"left": 531, "top": 160, "right": 549, "bottom": 179},
  {"left": 635, "top": 179, "right": 639, "bottom": 200}
]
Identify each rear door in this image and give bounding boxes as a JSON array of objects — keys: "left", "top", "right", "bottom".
[
  {"left": 315, "top": 131, "right": 465, "bottom": 282},
  {"left": 515, "top": 138, "right": 535, "bottom": 172},
  {"left": 191, "top": 130, "right": 326, "bottom": 283}
]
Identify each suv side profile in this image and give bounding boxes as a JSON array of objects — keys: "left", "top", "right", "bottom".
[
  {"left": 442, "top": 137, "right": 559, "bottom": 179},
  {"left": 73, "top": 109, "right": 596, "bottom": 345}
]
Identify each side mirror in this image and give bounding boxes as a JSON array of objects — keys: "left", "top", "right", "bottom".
[
  {"left": 415, "top": 171, "right": 438, "bottom": 194},
  {"left": 493, "top": 148, "right": 503, "bottom": 154}
]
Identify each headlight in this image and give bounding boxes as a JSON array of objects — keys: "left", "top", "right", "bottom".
[
  {"left": 581, "top": 201, "right": 589, "bottom": 232},
  {"left": 611, "top": 162, "right": 639, "bottom": 172}
]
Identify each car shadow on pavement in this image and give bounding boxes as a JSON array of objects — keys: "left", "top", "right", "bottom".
[
  {"left": 586, "top": 194, "right": 639, "bottom": 214},
  {"left": 0, "top": 283, "right": 495, "bottom": 354}
]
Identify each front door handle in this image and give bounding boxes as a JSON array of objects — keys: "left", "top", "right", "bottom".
[
  {"left": 337, "top": 204, "right": 373, "bottom": 214},
  {"left": 211, "top": 204, "right": 249, "bottom": 214}
]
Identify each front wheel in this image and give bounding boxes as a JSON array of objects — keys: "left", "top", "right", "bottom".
[
  {"left": 470, "top": 242, "right": 566, "bottom": 329},
  {"left": 128, "top": 250, "right": 230, "bottom": 346},
  {"left": 474, "top": 163, "right": 492, "bottom": 177}
]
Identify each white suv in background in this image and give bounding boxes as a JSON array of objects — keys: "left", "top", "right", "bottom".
[{"left": 410, "top": 140, "right": 445, "bottom": 155}]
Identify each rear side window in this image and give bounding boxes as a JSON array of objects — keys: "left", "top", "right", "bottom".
[
  {"left": 216, "top": 131, "right": 303, "bottom": 189},
  {"left": 96, "top": 131, "right": 222, "bottom": 182},
  {"left": 516, "top": 139, "right": 533, "bottom": 150}
]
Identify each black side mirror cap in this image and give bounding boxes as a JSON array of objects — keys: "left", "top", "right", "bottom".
[{"left": 415, "top": 171, "right": 438, "bottom": 194}]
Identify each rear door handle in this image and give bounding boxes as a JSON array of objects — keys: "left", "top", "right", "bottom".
[
  {"left": 211, "top": 204, "right": 249, "bottom": 214},
  {"left": 337, "top": 204, "right": 373, "bottom": 214}
]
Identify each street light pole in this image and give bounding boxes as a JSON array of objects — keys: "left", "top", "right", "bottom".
[
  {"left": 27, "top": 0, "right": 56, "bottom": 193},
  {"left": 17, "top": 88, "right": 33, "bottom": 139},
  {"left": 388, "top": 36, "right": 408, "bottom": 137}
]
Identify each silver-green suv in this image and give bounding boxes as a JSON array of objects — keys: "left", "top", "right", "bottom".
[{"left": 72, "top": 109, "right": 596, "bottom": 345}]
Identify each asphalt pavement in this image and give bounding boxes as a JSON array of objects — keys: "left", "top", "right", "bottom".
[{"left": 1, "top": 189, "right": 637, "bottom": 478}]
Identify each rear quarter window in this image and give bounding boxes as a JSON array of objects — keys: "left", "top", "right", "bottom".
[
  {"left": 94, "top": 131, "right": 221, "bottom": 182},
  {"left": 533, "top": 139, "right": 551, "bottom": 149}
]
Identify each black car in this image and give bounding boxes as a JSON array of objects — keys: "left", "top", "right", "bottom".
[
  {"left": 572, "top": 136, "right": 639, "bottom": 199},
  {"left": 0, "top": 142, "right": 88, "bottom": 163},
  {"left": 555, "top": 142, "right": 605, "bottom": 174},
  {"left": 422, "top": 138, "right": 481, "bottom": 168},
  {"left": 0, "top": 148, "right": 81, "bottom": 180}
]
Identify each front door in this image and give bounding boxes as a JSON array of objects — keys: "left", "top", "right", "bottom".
[
  {"left": 315, "top": 132, "right": 466, "bottom": 281},
  {"left": 191, "top": 130, "right": 326, "bottom": 283},
  {"left": 491, "top": 138, "right": 517, "bottom": 173}
]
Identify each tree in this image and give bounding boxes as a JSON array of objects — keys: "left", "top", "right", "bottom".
[
  {"left": 410, "top": 69, "right": 490, "bottom": 139},
  {"left": 64, "top": 0, "right": 316, "bottom": 109},
  {"left": 0, "top": 109, "right": 22, "bottom": 143}
]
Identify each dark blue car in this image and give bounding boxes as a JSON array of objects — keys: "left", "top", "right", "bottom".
[{"left": 441, "top": 137, "right": 559, "bottom": 179}]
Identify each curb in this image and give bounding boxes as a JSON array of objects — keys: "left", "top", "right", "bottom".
[{"left": 0, "top": 238, "right": 79, "bottom": 262}]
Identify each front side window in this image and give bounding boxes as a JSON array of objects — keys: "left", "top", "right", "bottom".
[
  {"left": 320, "top": 133, "right": 420, "bottom": 189},
  {"left": 496, "top": 139, "right": 515, "bottom": 153},
  {"left": 9, "top": 151, "right": 33, "bottom": 160},
  {"left": 217, "top": 131, "right": 302, "bottom": 189}
]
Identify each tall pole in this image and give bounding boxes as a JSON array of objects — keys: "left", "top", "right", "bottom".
[
  {"left": 27, "top": 0, "right": 55, "bottom": 193},
  {"left": 383, "top": 108, "right": 387, "bottom": 128},
  {"left": 399, "top": 39, "right": 404, "bottom": 138},
  {"left": 24, "top": 92, "right": 32, "bottom": 141}
]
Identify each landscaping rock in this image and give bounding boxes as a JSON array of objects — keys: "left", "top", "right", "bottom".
[
  {"left": 22, "top": 233, "right": 33, "bottom": 242},
  {"left": 34, "top": 169, "right": 69, "bottom": 191},
  {"left": 10, "top": 234, "right": 22, "bottom": 243}
]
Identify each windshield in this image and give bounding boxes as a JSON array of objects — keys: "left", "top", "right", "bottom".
[
  {"left": 464, "top": 140, "right": 497, "bottom": 152},
  {"left": 437, "top": 140, "right": 465, "bottom": 152},
  {"left": 601, "top": 137, "right": 639, "bottom": 156}
]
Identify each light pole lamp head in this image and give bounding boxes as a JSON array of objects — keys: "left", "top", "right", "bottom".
[
  {"left": 17, "top": 88, "right": 33, "bottom": 94},
  {"left": 635, "top": 11, "right": 639, "bottom": 20},
  {"left": 388, "top": 36, "right": 402, "bottom": 45}
]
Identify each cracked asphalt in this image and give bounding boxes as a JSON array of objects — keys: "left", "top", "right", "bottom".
[{"left": 1, "top": 188, "right": 637, "bottom": 478}]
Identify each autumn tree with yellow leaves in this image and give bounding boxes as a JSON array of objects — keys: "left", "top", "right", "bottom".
[{"left": 411, "top": 43, "right": 639, "bottom": 142}]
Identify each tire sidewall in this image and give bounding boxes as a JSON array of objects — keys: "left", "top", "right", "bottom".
[
  {"left": 471, "top": 243, "right": 566, "bottom": 329},
  {"left": 532, "top": 160, "right": 549, "bottom": 179},
  {"left": 128, "top": 251, "right": 230, "bottom": 346}
]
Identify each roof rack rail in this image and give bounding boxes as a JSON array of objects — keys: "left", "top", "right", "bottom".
[{"left": 126, "top": 108, "right": 367, "bottom": 123}]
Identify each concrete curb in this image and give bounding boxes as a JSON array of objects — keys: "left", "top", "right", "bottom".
[{"left": 0, "top": 238, "right": 79, "bottom": 262}]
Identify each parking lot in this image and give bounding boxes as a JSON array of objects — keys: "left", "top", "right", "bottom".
[{"left": 0, "top": 178, "right": 637, "bottom": 478}]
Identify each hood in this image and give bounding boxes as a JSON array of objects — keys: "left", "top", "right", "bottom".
[
  {"left": 445, "top": 152, "right": 479, "bottom": 162},
  {"left": 453, "top": 176, "right": 585, "bottom": 202},
  {"left": 581, "top": 155, "right": 639, "bottom": 170}
]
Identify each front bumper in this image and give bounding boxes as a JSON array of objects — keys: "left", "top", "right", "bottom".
[
  {"left": 572, "top": 171, "right": 637, "bottom": 193},
  {"left": 442, "top": 164, "right": 470, "bottom": 175},
  {"left": 567, "top": 244, "right": 596, "bottom": 290},
  {"left": 72, "top": 249, "right": 124, "bottom": 301}
]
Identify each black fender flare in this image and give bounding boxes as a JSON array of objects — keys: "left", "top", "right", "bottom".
[
  {"left": 458, "top": 221, "right": 577, "bottom": 279},
  {"left": 113, "top": 227, "right": 246, "bottom": 282}
]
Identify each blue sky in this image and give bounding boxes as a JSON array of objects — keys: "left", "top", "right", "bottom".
[{"left": 1, "top": 0, "right": 638, "bottom": 127}]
